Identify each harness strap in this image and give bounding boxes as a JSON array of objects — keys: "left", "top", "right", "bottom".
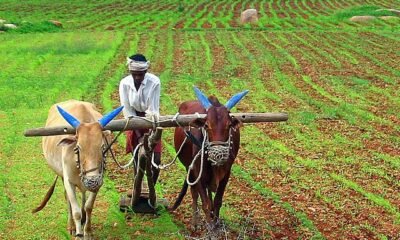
[{"left": 184, "top": 130, "right": 203, "bottom": 148}]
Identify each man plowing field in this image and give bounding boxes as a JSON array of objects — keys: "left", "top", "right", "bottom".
[{"left": 119, "top": 53, "right": 162, "bottom": 185}]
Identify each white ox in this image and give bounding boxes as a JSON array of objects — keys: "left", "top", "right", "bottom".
[{"left": 33, "top": 100, "right": 123, "bottom": 239}]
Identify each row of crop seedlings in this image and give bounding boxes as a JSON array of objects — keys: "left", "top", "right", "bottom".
[
  {"left": 83, "top": 2, "right": 160, "bottom": 30},
  {"left": 276, "top": 31, "right": 400, "bottom": 171},
  {"left": 139, "top": 0, "right": 185, "bottom": 30},
  {"left": 68, "top": 2, "right": 125, "bottom": 30},
  {"left": 327, "top": 32, "right": 400, "bottom": 104},
  {"left": 81, "top": 1, "right": 170, "bottom": 30},
  {"left": 258, "top": 30, "right": 398, "bottom": 234},
  {"left": 230, "top": 30, "right": 358, "bottom": 238},
  {"left": 210, "top": 31, "right": 328, "bottom": 237},
  {"left": 336, "top": 32, "right": 400, "bottom": 79},
  {"left": 239, "top": 31, "right": 400, "bottom": 237},
  {"left": 375, "top": 31, "right": 400, "bottom": 44},
  {"left": 185, "top": 0, "right": 214, "bottom": 28},
  {"left": 293, "top": 0, "right": 338, "bottom": 30},
  {"left": 210, "top": 0, "right": 233, "bottom": 28},
  {"left": 304, "top": 31, "right": 400, "bottom": 124},
  {"left": 284, "top": 31, "right": 397, "bottom": 131},
  {"left": 276, "top": 0, "right": 331, "bottom": 29},
  {"left": 272, "top": 30, "right": 400, "bottom": 225},
  {"left": 298, "top": 0, "right": 348, "bottom": 29},
  {"left": 292, "top": 32, "right": 393, "bottom": 125},
  {"left": 207, "top": 0, "right": 235, "bottom": 28},
  {"left": 173, "top": 0, "right": 207, "bottom": 28},
  {"left": 222, "top": 0, "right": 245, "bottom": 28},
  {"left": 363, "top": 33, "right": 400, "bottom": 58},
  {"left": 183, "top": 31, "right": 314, "bottom": 237},
  {"left": 221, "top": 0, "right": 242, "bottom": 28},
  {"left": 191, "top": 0, "right": 218, "bottom": 28}
]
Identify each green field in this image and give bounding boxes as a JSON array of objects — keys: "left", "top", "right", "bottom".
[{"left": 1, "top": 1, "right": 399, "bottom": 239}]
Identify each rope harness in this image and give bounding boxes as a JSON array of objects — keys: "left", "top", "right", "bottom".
[
  {"left": 73, "top": 141, "right": 107, "bottom": 192},
  {"left": 76, "top": 112, "right": 234, "bottom": 190},
  {"left": 185, "top": 127, "right": 234, "bottom": 186},
  {"left": 207, "top": 127, "right": 233, "bottom": 166}
]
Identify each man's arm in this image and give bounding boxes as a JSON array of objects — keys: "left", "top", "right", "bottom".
[
  {"left": 119, "top": 81, "right": 136, "bottom": 118},
  {"left": 148, "top": 83, "right": 160, "bottom": 115}
]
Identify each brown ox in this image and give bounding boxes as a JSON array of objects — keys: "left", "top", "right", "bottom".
[
  {"left": 33, "top": 100, "right": 123, "bottom": 239},
  {"left": 170, "top": 87, "right": 248, "bottom": 230}
]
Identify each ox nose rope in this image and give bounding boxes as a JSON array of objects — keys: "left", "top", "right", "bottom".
[
  {"left": 207, "top": 127, "right": 233, "bottom": 166},
  {"left": 73, "top": 144, "right": 105, "bottom": 192},
  {"left": 185, "top": 127, "right": 234, "bottom": 185}
]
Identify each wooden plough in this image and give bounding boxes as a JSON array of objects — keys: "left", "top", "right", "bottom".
[{"left": 25, "top": 112, "right": 288, "bottom": 213}]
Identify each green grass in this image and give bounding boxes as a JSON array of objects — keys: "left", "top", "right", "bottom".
[{"left": 334, "top": 5, "right": 399, "bottom": 20}]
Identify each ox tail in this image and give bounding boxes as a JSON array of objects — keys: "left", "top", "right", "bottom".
[
  {"left": 168, "top": 180, "right": 188, "bottom": 211},
  {"left": 32, "top": 175, "right": 58, "bottom": 213}
]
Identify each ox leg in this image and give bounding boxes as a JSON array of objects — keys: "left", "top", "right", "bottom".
[
  {"left": 66, "top": 195, "right": 76, "bottom": 235},
  {"left": 190, "top": 186, "right": 200, "bottom": 231},
  {"left": 208, "top": 189, "right": 214, "bottom": 218},
  {"left": 81, "top": 191, "right": 86, "bottom": 226},
  {"left": 196, "top": 183, "right": 213, "bottom": 229},
  {"left": 213, "top": 171, "right": 231, "bottom": 222},
  {"left": 63, "top": 178, "right": 83, "bottom": 239},
  {"left": 64, "top": 183, "right": 75, "bottom": 235},
  {"left": 83, "top": 191, "right": 98, "bottom": 240}
]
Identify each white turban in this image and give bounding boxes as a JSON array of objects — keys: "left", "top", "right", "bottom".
[{"left": 127, "top": 57, "right": 150, "bottom": 71}]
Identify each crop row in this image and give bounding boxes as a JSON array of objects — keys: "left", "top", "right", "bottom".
[{"left": 1, "top": 0, "right": 399, "bottom": 31}]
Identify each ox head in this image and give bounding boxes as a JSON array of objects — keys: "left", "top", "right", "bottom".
[
  {"left": 57, "top": 105, "right": 123, "bottom": 192},
  {"left": 192, "top": 87, "right": 248, "bottom": 166}
]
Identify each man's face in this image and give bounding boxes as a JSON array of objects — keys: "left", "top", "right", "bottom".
[{"left": 130, "top": 70, "right": 146, "bottom": 82}]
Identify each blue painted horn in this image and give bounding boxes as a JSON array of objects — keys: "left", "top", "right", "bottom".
[
  {"left": 57, "top": 106, "right": 81, "bottom": 128},
  {"left": 225, "top": 90, "right": 249, "bottom": 110},
  {"left": 193, "top": 86, "right": 212, "bottom": 110},
  {"left": 98, "top": 106, "right": 124, "bottom": 127}
]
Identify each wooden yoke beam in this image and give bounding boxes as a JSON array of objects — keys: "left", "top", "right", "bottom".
[{"left": 24, "top": 112, "right": 288, "bottom": 137}]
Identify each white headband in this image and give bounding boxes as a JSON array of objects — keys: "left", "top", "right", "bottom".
[{"left": 127, "top": 57, "right": 150, "bottom": 71}]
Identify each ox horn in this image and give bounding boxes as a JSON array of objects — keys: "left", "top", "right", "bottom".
[
  {"left": 98, "top": 106, "right": 124, "bottom": 127},
  {"left": 225, "top": 90, "right": 249, "bottom": 110},
  {"left": 57, "top": 106, "right": 81, "bottom": 128},
  {"left": 193, "top": 86, "right": 212, "bottom": 110}
]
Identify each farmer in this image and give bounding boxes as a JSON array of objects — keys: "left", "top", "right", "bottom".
[{"left": 119, "top": 53, "right": 162, "bottom": 184}]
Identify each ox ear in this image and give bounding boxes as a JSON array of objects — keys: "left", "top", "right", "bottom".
[
  {"left": 193, "top": 86, "right": 212, "bottom": 110},
  {"left": 57, "top": 136, "right": 77, "bottom": 146},
  {"left": 57, "top": 106, "right": 80, "bottom": 128},
  {"left": 225, "top": 90, "right": 249, "bottom": 110},
  {"left": 231, "top": 116, "right": 243, "bottom": 130},
  {"left": 98, "top": 106, "right": 124, "bottom": 128}
]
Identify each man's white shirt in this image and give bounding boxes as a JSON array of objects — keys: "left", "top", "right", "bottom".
[{"left": 119, "top": 73, "right": 160, "bottom": 118}]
